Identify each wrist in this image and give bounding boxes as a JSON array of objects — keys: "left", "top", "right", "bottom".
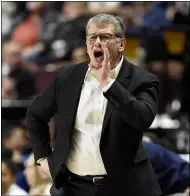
[
  {"left": 38, "top": 157, "right": 47, "bottom": 164},
  {"left": 100, "top": 77, "right": 112, "bottom": 88}
]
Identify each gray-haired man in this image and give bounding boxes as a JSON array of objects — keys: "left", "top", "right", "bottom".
[{"left": 27, "top": 14, "right": 162, "bottom": 196}]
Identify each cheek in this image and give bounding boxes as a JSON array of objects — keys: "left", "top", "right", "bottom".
[
  {"left": 110, "top": 44, "right": 120, "bottom": 54},
  {"left": 107, "top": 45, "right": 116, "bottom": 55},
  {"left": 86, "top": 44, "right": 93, "bottom": 55}
]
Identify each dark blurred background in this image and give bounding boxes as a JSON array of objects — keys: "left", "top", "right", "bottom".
[{"left": 1, "top": 1, "right": 190, "bottom": 196}]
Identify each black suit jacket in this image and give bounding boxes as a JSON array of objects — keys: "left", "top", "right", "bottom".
[{"left": 26, "top": 59, "right": 162, "bottom": 196}]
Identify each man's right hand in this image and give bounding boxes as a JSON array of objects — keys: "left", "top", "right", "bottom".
[{"left": 39, "top": 158, "right": 52, "bottom": 179}]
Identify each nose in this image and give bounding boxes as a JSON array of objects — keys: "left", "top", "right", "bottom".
[{"left": 94, "top": 36, "right": 102, "bottom": 45}]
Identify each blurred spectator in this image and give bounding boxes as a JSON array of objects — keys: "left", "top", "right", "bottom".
[
  {"left": 159, "top": 59, "right": 185, "bottom": 116},
  {"left": 49, "top": 2, "right": 87, "bottom": 63},
  {"left": 2, "top": 40, "right": 36, "bottom": 99},
  {"left": 143, "top": 141, "right": 190, "bottom": 195},
  {"left": 24, "top": 153, "right": 52, "bottom": 195},
  {"left": 166, "top": 2, "right": 190, "bottom": 25},
  {"left": 2, "top": 2, "right": 17, "bottom": 40},
  {"left": 11, "top": 2, "right": 43, "bottom": 48},
  {"left": 2, "top": 159, "right": 28, "bottom": 196},
  {"left": 72, "top": 46, "right": 89, "bottom": 64},
  {"left": 32, "top": 2, "right": 89, "bottom": 65},
  {"left": 62, "top": 2, "right": 87, "bottom": 20},
  {"left": 133, "top": 2, "right": 169, "bottom": 27},
  {"left": 11, "top": 2, "right": 52, "bottom": 49},
  {"left": 11, "top": 2, "right": 60, "bottom": 63},
  {"left": 143, "top": 132, "right": 175, "bottom": 151},
  {"left": 2, "top": 78, "right": 17, "bottom": 100},
  {"left": 119, "top": 3, "right": 137, "bottom": 28},
  {"left": 13, "top": 2, "right": 27, "bottom": 16},
  {"left": 14, "top": 2, "right": 89, "bottom": 66},
  {"left": 1, "top": 2, "right": 27, "bottom": 41},
  {"left": 87, "top": 2, "right": 120, "bottom": 15},
  {"left": 181, "top": 53, "right": 190, "bottom": 116},
  {"left": 2, "top": 126, "right": 30, "bottom": 163},
  {"left": 2, "top": 148, "right": 13, "bottom": 160},
  {"left": 2, "top": 126, "right": 31, "bottom": 191}
]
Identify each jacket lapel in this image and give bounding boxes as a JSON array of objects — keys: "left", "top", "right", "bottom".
[
  {"left": 64, "top": 63, "right": 88, "bottom": 137},
  {"left": 101, "top": 59, "right": 133, "bottom": 135}
]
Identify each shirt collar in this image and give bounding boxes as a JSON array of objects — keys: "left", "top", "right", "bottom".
[
  {"left": 85, "top": 56, "right": 124, "bottom": 81},
  {"left": 113, "top": 55, "right": 124, "bottom": 79}
]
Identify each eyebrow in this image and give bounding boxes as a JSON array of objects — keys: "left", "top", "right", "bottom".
[{"left": 87, "top": 33, "right": 113, "bottom": 36}]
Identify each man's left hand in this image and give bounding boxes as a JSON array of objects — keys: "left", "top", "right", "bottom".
[
  {"left": 89, "top": 43, "right": 113, "bottom": 87},
  {"left": 184, "top": 187, "right": 190, "bottom": 194}
]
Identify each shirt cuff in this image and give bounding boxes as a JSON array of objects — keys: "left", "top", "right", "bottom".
[
  {"left": 37, "top": 157, "right": 48, "bottom": 164},
  {"left": 102, "top": 79, "right": 115, "bottom": 92}
]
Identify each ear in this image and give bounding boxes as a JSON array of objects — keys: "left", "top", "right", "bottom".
[
  {"left": 118, "top": 38, "right": 126, "bottom": 52},
  {"left": 86, "top": 41, "right": 89, "bottom": 55}
]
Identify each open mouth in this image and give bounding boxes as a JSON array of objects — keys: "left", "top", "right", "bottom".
[{"left": 94, "top": 51, "right": 104, "bottom": 62}]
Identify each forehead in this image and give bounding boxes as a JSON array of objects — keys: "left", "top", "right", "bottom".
[{"left": 87, "top": 23, "right": 116, "bottom": 35}]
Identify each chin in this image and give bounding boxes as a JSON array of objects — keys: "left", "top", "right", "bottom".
[{"left": 93, "top": 63, "right": 102, "bottom": 69}]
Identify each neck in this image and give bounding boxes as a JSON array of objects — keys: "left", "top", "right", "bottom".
[{"left": 110, "top": 55, "right": 122, "bottom": 70}]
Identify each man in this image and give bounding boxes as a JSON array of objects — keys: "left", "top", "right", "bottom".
[
  {"left": 26, "top": 14, "right": 162, "bottom": 196},
  {"left": 2, "top": 40, "right": 36, "bottom": 99}
]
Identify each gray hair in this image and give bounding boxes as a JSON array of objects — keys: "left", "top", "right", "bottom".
[{"left": 86, "top": 14, "right": 125, "bottom": 38}]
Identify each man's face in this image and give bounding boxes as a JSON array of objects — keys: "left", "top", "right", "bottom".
[
  {"left": 10, "top": 128, "right": 28, "bottom": 151},
  {"left": 3, "top": 42, "right": 22, "bottom": 68},
  {"left": 86, "top": 23, "right": 125, "bottom": 69}
]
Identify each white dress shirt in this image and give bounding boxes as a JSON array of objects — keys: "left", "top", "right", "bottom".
[
  {"left": 5, "top": 183, "right": 28, "bottom": 196},
  {"left": 66, "top": 56, "right": 123, "bottom": 175}
]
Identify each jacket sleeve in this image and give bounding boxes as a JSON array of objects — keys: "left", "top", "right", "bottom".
[
  {"left": 103, "top": 75, "right": 159, "bottom": 132},
  {"left": 26, "top": 71, "right": 59, "bottom": 163},
  {"left": 143, "top": 141, "right": 190, "bottom": 194}
]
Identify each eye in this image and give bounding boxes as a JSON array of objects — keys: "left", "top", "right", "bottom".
[
  {"left": 89, "top": 35, "right": 97, "bottom": 41},
  {"left": 100, "top": 34, "right": 111, "bottom": 42}
]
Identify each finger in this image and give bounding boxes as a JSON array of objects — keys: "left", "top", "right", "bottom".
[
  {"left": 107, "top": 48, "right": 111, "bottom": 70},
  {"left": 105, "top": 43, "right": 111, "bottom": 69},
  {"left": 89, "top": 54, "right": 95, "bottom": 65},
  {"left": 107, "top": 44, "right": 110, "bottom": 60},
  {"left": 102, "top": 43, "right": 108, "bottom": 65},
  {"left": 103, "top": 43, "right": 110, "bottom": 69},
  {"left": 88, "top": 50, "right": 96, "bottom": 64}
]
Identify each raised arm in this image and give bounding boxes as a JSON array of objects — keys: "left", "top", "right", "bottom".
[{"left": 104, "top": 75, "right": 159, "bottom": 132}]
